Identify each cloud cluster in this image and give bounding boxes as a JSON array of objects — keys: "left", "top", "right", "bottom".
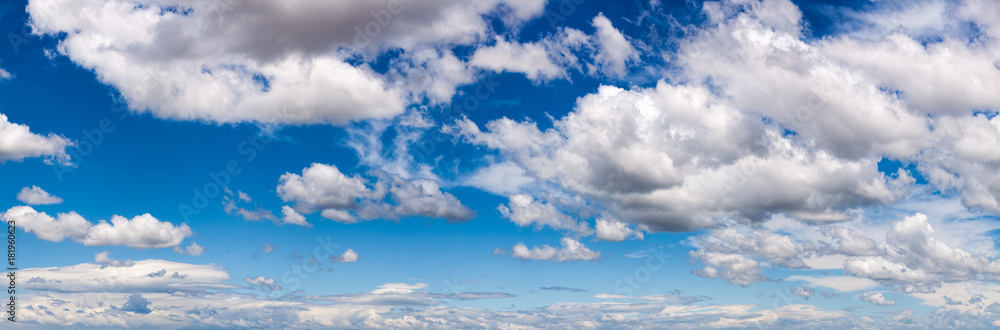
[
  {"left": 689, "top": 225, "right": 808, "bottom": 286},
  {"left": 25, "top": 0, "right": 555, "bottom": 125},
  {"left": 1, "top": 206, "right": 192, "bottom": 249},
  {"left": 245, "top": 276, "right": 281, "bottom": 292},
  {"left": 450, "top": 0, "right": 1000, "bottom": 239},
  {"left": 468, "top": 13, "right": 638, "bottom": 80},
  {"left": 277, "top": 163, "right": 474, "bottom": 223},
  {"left": 17, "top": 257, "right": 1000, "bottom": 329},
  {"left": 843, "top": 213, "right": 1000, "bottom": 289},
  {"left": 857, "top": 292, "right": 896, "bottom": 306}
]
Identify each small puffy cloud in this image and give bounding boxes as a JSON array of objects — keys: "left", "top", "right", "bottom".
[
  {"left": 0, "top": 113, "right": 73, "bottom": 165},
  {"left": 469, "top": 37, "right": 565, "bottom": 81},
  {"left": 1, "top": 206, "right": 191, "bottom": 249},
  {"left": 589, "top": 13, "right": 638, "bottom": 77},
  {"left": 790, "top": 286, "right": 816, "bottom": 300},
  {"left": 173, "top": 242, "right": 206, "bottom": 256},
  {"left": 146, "top": 269, "right": 167, "bottom": 278},
  {"left": 277, "top": 163, "right": 371, "bottom": 213},
  {"left": 822, "top": 226, "right": 881, "bottom": 256},
  {"left": 262, "top": 244, "right": 278, "bottom": 254},
  {"left": 332, "top": 249, "right": 359, "bottom": 263},
  {"left": 22, "top": 0, "right": 556, "bottom": 125},
  {"left": 244, "top": 276, "right": 281, "bottom": 292},
  {"left": 594, "top": 218, "right": 643, "bottom": 242},
  {"left": 857, "top": 292, "right": 896, "bottom": 306},
  {"left": 16, "top": 186, "right": 62, "bottom": 205},
  {"left": 510, "top": 237, "right": 601, "bottom": 262},
  {"left": 0, "top": 68, "right": 12, "bottom": 80},
  {"left": 279, "top": 206, "right": 309, "bottom": 226},
  {"left": 451, "top": 81, "right": 909, "bottom": 232},
  {"left": 223, "top": 189, "right": 313, "bottom": 227},
  {"left": 94, "top": 251, "right": 134, "bottom": 268}
]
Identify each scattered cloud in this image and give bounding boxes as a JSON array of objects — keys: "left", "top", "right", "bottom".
[
  {"left": 509, "top": 237, "right": 601, "bottom": 262},
  {"left": 857, "top": 292, "right": 896, "bottom": 306},
  {"left": 277, "top": 163, "right": 474, "bottom": 223},
  {"left": 16, "top": 185, "right": 63, "bottom": 205},
  {"left": 332, "top": 249, "right": 358, "bottom": 263},
  {"left": 93, "top": 251, "right": 134, "bottom": 268},
  {"left": 244, "top": 276, "right": 281, "bottom": 292}
]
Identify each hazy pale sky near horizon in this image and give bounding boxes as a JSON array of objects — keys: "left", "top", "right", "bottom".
[{"left": 2, "top": 0, "right": 1000, "bottom": 328}]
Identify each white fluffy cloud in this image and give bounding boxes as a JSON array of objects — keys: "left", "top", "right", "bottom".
[
  {"left": 508, "top": 237, "right": 601, "bottom": 262},
  {"left": 452, "top": 81, "right": 912, "bottom": 231},
  {"left": 25, "top": 0, "right": 556, "bottom": 125},
  {"left": 16, "top": 185, "right": 63, "bottom": 205},
  {"left": 245, "top": 276, "right": 281, "bottom": 292},
  {"left": 1, "top": 206, "right": 192, "bottom": 249},
  {"left": 686, "top": 222, "right": 810, "bottom": 286},
  {"left": 223, "top": 189, "right": 312, "bottom": 227},
  {"left": 332, "top": 249, "right": 359, "bottom": 263},
  {"left": 173, "top": 241, "right": 206, "bottom": 256},
  {"left": 0, "top": 113, "right": 73, "bottom": 165},
  {"left": 468, "top": 13, "right": 638, "bottom": 80},
  {"left": 497, "top": 194, "right": 592, "bottom": 236},
  {"left": 469, "top": 37, "right": 565, "bottom": 81},
  {"left": 448, "top": 0, "right": 1000, "bottom": 238},
  {"left": 857, "top": 292, "right": 897, "bottom": 306},
  {"left": 594, "top": 218, "right": 644, "bottom": 242},
  {"left": 94, "top": 251, "right": 134, "bottom": 268},
  {"left": 277, "top": 163, "right": 474, "bottom": 223},
  {"left": 589, "top": 13, "right": 637, "bottom": 77}
]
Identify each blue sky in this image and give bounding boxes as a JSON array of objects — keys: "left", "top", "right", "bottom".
[{"left": 2, "top": 0, "right": 1000, "bottom": 328}]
